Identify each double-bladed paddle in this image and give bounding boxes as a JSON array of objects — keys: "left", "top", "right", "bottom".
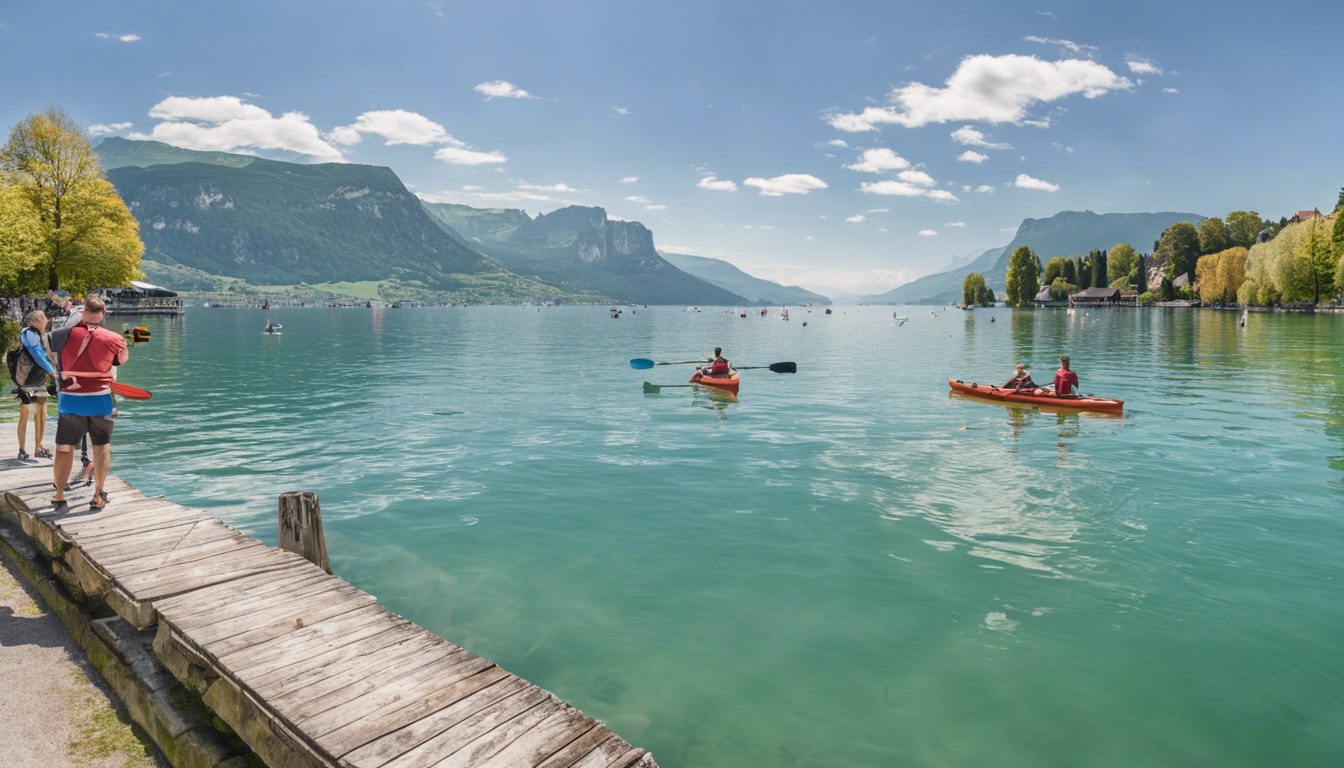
[
  {"left": 643, "top": 382, "right": 697, "bottom": 393},
  {"left": 629, "top": 358, "right": 704, "bottom": 369},
  {"left": 735, "top": 362, "right": 797, "bottom": 373},
  {"left": 110, "top": 382, "right": 152, "bottom": 399}
]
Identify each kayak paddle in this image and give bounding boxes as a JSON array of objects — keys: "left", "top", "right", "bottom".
[
  {"left": 643, "top": 382, "right": 697, "bottom": 393},
  {"left": 734, "top": 362, "right": 797, "bottom": 373},
  {"left": 630, "top": 358, "right": 705, "bottom": 369},
  {"left": 110, "top": 382, "right": 152, "bottom": 400}
]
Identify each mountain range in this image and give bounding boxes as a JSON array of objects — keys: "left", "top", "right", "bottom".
[
  {"left": 657, "top": 252, "right": 829, "bottom": 305},
  {"left": 419, "top": 203, "right": 750, "bottom": 305},
  {"left": 861, "top": 210, "right": 1207, "bottom": 304},
  {"left": 96, "top": 138, "right": 759, "bottom": 304}
]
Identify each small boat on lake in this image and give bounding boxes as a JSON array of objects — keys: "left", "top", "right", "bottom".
[
  {"left": 690, "top": 369, "right": 740, "bottom": 393},
  {"left": 948, "top": 378, "right": 1123, "bottom": 414}
]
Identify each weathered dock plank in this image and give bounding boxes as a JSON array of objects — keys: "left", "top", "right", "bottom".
[{"left": 1, "top": 431, "right": 656, "bottom": 768}]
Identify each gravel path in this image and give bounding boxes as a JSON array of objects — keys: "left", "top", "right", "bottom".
[{"left": 0, "top": 524, "right": 167, "bottom": 768}]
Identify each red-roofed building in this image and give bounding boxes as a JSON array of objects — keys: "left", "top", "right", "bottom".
[{"left": 1292, "top": 208, "right": 1323, "bottom": 223}]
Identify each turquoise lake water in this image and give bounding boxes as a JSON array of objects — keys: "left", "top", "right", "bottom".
[{"left": 94, "top": 305, "right": 1344, "bottom": 766}]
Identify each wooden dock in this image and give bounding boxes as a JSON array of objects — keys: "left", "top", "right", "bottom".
[{"left": 0, "top": 431, "right": 655, "bottom": 768}]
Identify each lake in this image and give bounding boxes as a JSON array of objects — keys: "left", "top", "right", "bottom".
[{"left": 96, "top": 305, "right": 1344, "bottom": 767}]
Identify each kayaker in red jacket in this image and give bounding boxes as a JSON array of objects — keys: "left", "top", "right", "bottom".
[
  {"left": 1052, "top": 355, "right": 1079, "bottom": 397},
  {"left": 699, "top": 347, "right": 731, "bottom": 378}
]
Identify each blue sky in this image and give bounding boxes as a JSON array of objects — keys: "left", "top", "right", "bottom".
[{"left": 3, "top": 0, "right": 1341, "bottom": 295}]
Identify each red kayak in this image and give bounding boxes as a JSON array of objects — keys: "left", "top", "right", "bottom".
[
  {"left": 690, "top": 369, "right": 740, "bottom": 393},
  {"left": 948, "top": 378, "right": 1123, "bottom": 413}
]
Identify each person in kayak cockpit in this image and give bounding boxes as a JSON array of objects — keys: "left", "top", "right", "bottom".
[
  {"left": 1003, "top": 364, "right": 1036, "bottom": 390},
  {"left": 1052, "top": 355, "right": 1079, "bottom": 397},
  {"left": 699, "top": 348, "right": 731, "bottom": 378}
]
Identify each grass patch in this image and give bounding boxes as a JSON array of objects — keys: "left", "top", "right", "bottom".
[{"left": 66, "top": 670, "right": 161, "bottom": 768}]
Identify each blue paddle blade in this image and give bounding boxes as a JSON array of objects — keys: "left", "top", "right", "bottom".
[{"left": 630, "top": 358, "right": 655, "bottom": 369}]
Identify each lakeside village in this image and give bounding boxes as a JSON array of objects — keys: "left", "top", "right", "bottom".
[{"left": 961, "top": 203, "right": 1344, "bottom": 312}]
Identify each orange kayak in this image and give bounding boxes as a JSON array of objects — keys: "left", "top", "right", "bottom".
[
  {"left": 948, "top": 378, "right": 1123, "bottom": 413},
  {"left": 690, "top": 370, "right": 740, "bottom": 393}
]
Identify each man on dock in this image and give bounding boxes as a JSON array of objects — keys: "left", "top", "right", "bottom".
[{"left": 49, "top": 296, "right": 128, "bottom": 511}]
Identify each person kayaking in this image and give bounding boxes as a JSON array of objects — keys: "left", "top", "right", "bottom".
[
  {"left": 1003, "top": 364, "right": 1036, "bottom": 391},
  {"left": 1052, "top": 355, "right": 1079, "bottom": 398},
  {"left": 265, "top": 319, "right": 277, "bottom": 334},
  {"left": 697, "top": 348, "right": 732, "bottom": 379}
]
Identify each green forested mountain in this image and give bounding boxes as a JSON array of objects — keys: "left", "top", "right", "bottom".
[
  {"left": 421, "top": 202, "right": 749, "bottom": 305},
  {"left": 104, "top": 158, "right": 572, "bottom": 298},
  {"left": 862, "top": 210, "right": 1206, "bottom": 304},
  {"left": 95, "top": 137, "right": 257, "bottom": 170},
  {"left": 659, "top": 251, "right": 830, "bottom": 305}
]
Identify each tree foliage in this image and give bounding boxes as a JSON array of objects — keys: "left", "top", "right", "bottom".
[
  {"left": 1042, "top": 257, "right": 1070, "bottom": 285},
  {"left": 0, "top": 185, "right": 47, "bottom": 295},
  {"left": 1074, "top": 255, "right": 1090, "bottom": 289},
  {"left": 1108, "top": 243, "right": 1138, "bottom": 286},
  {"left": 1195, "top": 249, "right": 1247, "bottom": 304},
  {"left": 1135, "top": 255, "right": 1148, "bottom": 294},
  {"left": 0, "top": 106, "right": 142, "bottom": 293},
  {"left": 1090, "top": 249, "right": 1108, "bottom": 288},
  {"left": 1003, "top": 246, "right": 1040, "bottom": 308},
  {"left": 1226, "top": 211, "right": 1262, "bottom": 249},
  {"left": 1158, "top": 222, "right": 1201, "bottom": 284},
  {"left": 1049, "top": 277, "right": 1077, "bottom": 300},
  {"left": 1197, "top": 217, "right": 1230, "bottom": 255},
  {"left": 962, "top": 272, "right": 993, "bottom": 306}
]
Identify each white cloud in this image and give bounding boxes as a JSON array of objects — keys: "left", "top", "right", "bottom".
[
  {"left": 136, "top": 96, "right": 344, "bottom": 160},
  {"left": 844, "top": 147, "right": 911, "bottom": 172},
  {"left": 976, "top": 185, "right": 996, "bottom": 193},
  {"left": 697, "top": 176, "right": 738, "bottom": 191},
  {"left": 846, "top": 215, "right": 866, "bottom": 223},
  {"left": 419, "top": 189, "right": 561, "bottom": 205},
  {"left": 866, "top": 208, "right": 889, "bottom": 213},
  {"left": 946, "top": 222, "right": 967, "bottom": 227},
  {"left": 95, "top": 33, "right": 140, "bottom": 42},
  {"left": 806, "top": 236, "right": 815, "bottom": 240},
  {"left": 518, "top": 182, "right": 589, "bottom": 193},
  {"left": 1163, "top": 87, "right": 1179, "bottom": 94},
  {"left": 327, "top": 126, "right": 362, "bottom": 146},
  {"left": 619, "top": 176, "right": 639, "bottom": 183},
  {"left": 1052, "top": 142, "right": 1074, "bottom": 153},
  {"left": 957, "top": 150, "right": 989, "bottom": 163},
  {"left": 1037, "top": 11, "right": 1057, "bottom": 17},
  {"left": 474, "top": 81, "right": 536, "bottom": 99},
  {"left": 742, "top": 225, "right": 753, "bottom": 229},
  {"left": 919, "top": 229, "right": 938, "bottom": 236},
  {"left": 88, "top": 122, "right": 133, "bottom": 136},
  {"left": 613, "top": 107, "right": 630, "bottom": 115},
  {"left": 1023, "top": 36, "right": 1097, "bottom": 56},
  {"left": 828, "top": 54, "right": 1133, "bottom": 131},
  {"left": 951, "top": 126, "right": 1011, "bottom": 150},
  {"left": 461, "top": 185, "right": 483, "bottom": 191},
  {"left": 759, "top": 225, "right": 775, "bottom": 229},
  {"left": 645, "top": 205, "right": 666, "bottom": 210},
  {"left": 332, "top": 110, "right": 453, "bottom": 145},
  {"left": 624, "top": 196, "right": 651, "bottom": 203},
  {"left": 897, "top": 169, "right": 935, "bottom": 186},
  {"left": 1014, "top": 173, "right": 1059, "bottom": 191},
  {"left": 434, "top": 146, "right": 508, "bottom": 165},
  {"left": 859, "top": 181, "right": 959, "bottom": 203},
  {"left": 878, "top": 227, "right": 888, "bottom": 232},
  {"left": 743, "top": 174, "right": 828, "bottom": 196},
  {"left": 1125, "top": 57, "right": 1163, "bottom": 75},
  {"left": 822, "top": 139, "right": 849, "bottom": 148},
  {"left": 1000, "top": 226, "right": 1019, "bottom": 232}
]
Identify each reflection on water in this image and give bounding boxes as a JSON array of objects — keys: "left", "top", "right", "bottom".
[{"left": 98, "top": 306, "right": 1344, "bottom": 768}]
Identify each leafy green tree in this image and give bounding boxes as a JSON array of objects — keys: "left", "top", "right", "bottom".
[
  {"left": 1093, "top": 250, "right": 1108, "bottom": 288},
  {"left": 1061, "top": 258, "right": 1077, "bottom": 285},
  {"left": 1213, "top": 247, "right": 1248, "bottom": 305},
  {"left": 1042, "top": 257, "right": 1070, "bottom": 285},
  {"left": 962, "top": 272, "right": 988, "bottom": 306},
  {"left": 978, "top": 284, "right": 995, "bottom": 306},
  {"left": 1004, "top": 246, "right": 1040, "bottom": 308},
  {"left": 1049, "top": 277, "right": 1077, "bottom": 300},
  {"left": 1301, "top": 219, "right": 1335, "bottom": 304},
  {"left": 1108, "top": 243, "right": 1138, "bottom": 285},
  {"left": 0, "top": 185, "right": 47, "bottom": 295},
  {"left": 1197, "top": 217, "right": 1230, "bottom": 255},
  {"left": 1159, "top": 276, "right": 1176, "bottom": 301},
  {"left": 0, "top": 106, "right": 142, "bottom": 292},
  {"left": 1158, "top": 222, "right": 1201, "bottom": 284},
  {"left": 1336, "top": 187, "right": 1344, "bottom": 214},
  {"left": 1196, "top": 253, "right": 1222, "bottom": 303},
  {"left": 1075, "top": 254, "right": 1091, "bottom": 288},
  {"left": 1225, "top": 211, "right": 1262, "bottom": 249}
]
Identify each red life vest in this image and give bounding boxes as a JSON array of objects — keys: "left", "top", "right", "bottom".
[{"left": 710, "top": 358, "right": 730, "bottom": 376}]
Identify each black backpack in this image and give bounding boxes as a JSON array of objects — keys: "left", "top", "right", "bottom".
[{"left": 5, "top": 343, "right": 21, "bottom": 386}]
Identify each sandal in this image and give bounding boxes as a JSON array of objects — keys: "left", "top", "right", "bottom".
[
  {"left": 50, "top": 496, "right": 69, "bottom": 512},
  {"left": 35, "top": 448, "right": 52, "bottom": 459},
  {"left": 17, "top": 449, "right": 29, "bottom": 460},
  {"left": 89, "top": 491, "right": 110, "bottom": 510}
]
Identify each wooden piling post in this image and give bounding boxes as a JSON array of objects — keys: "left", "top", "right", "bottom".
[{"left": 278, "top": 492, "right": 330, "bottom": 574}]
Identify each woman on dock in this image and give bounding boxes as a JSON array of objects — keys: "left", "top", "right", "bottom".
[{"left": 11, "top": 310, "right": 56, "bottom": 460}]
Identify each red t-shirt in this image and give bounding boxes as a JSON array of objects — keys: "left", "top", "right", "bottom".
[
  {"left": 59, "top": 324, "right": 127, "bottom": 394},
  {"left": 1053, "top": 369, "right": 1079, "bottom": 396}
]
